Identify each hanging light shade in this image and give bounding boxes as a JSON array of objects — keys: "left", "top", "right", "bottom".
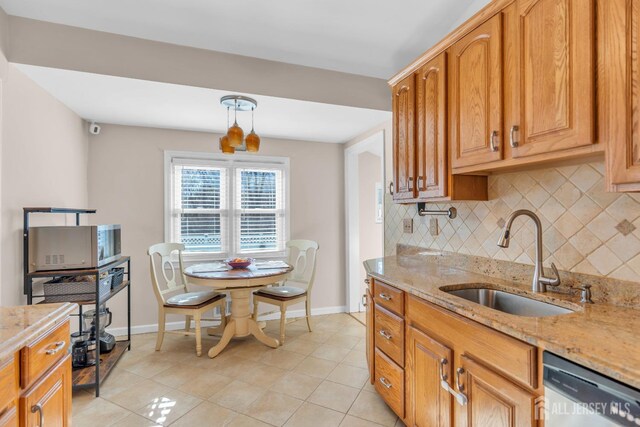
[
  {"left": 220, "top": 135, "right": 235, "bottom": 154},
  {"left": 220, "top": 95, "right": 259, "bottom": 153},
  {"left": 245, "top": 106, "right": 260, "bottom": 152},
  {"left": 246, "top": 131, "right": 260, "bottom": 152},
  {"left": 227, "top": 121, "right": 244, "bottom": 148}
]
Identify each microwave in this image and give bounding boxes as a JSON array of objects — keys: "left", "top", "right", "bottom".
[{"left": 28, "top": 225, "right": 121, "bottom": 272}]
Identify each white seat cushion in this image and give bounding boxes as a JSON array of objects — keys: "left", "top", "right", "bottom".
[
  {"left": 166, "top": 290, "right": 221, "bottom": 306},
  {"left": 258, "top": 286, "right": 306, "bottom": 298}
]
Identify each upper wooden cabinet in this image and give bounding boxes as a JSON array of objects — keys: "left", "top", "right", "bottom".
[
  {"left": 416, "top": 54, "right": 448, "bottom": 199},
  {"left": 449, "top": 15, "right": 504, "bottom": 169},
  {"left": 390, "top": 53, "right": 489, "bottom": 203},
  {"left": 508, "top": 0, "right": 595, "bottom": 158},
  {"left": 601, "top": 0, "right": 640, "bottom": 191},
  {"left": 392, "top": 75, "right": 416, "bottom": 201}
]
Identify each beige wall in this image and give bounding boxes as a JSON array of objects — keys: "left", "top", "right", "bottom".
[
  {"left": 358, "top": 152, "right": 383, "bottom": 300},
  {"left": 0, "top": 64, "right": 88, "bottom": 306},
  {"left": 87, "top": 124, "right": 345, "bottom": 329},
  {"left": 8, "top": 16, "right": 390, "bottom": 111},
  {"left": 385, "top": 161, "right": 640, "bottom": 283},
  {"left": 0, "top": 7, "right": 7, "bottom": 305}
]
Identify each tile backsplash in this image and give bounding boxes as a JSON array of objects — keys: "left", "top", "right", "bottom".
[{"left": 384, "top": 161, "right": 640, "bottom": 282}]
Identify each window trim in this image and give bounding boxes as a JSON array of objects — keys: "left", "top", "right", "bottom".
[{"left": 164, "top": 150, "right": 290, "bottom": 261}]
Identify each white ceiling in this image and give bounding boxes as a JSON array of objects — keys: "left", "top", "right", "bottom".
[
  {"left": 1, "top": 0, "right": 481, "bottom": 79},
  {"left": 16, "top": 64, "right": 391, "bottom": 143}
]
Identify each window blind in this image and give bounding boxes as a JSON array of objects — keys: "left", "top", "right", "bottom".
[
  {"left": 171, "top": 163, "right": 228, "bottom": 254},
  {"left": 168, "top": 154, "right": 288, "bottom": 257},
  {"left": 235, "top": 168, "right": 286, "bottom": 253}
]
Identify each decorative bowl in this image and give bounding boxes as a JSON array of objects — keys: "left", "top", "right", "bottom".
[{"left": 225, "top": 257, "right": 254, "bottom": 269}]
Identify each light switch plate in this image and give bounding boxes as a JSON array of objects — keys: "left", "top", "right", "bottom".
[
  {"left": 403, "top": 218, "right": 413, "bottom": 234},
  {"left": 430, "top": 218, "right": 439, "bottom": 236}
]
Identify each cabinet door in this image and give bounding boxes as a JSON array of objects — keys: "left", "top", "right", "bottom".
[
  {"left": 406, "top": 326, "right": 453, "bottom": 427},
  {"left": 392, "top": 75, "right": 416, "bottom": 200},
  {"left": 510, "top": 0, "right": 595, "bottom": 158},
  {"left": 20, "top": 356, "right": 71, "bottom": 427},
  {"left": 450, "top": 15, "right": 503, "bottom": 169},
  {"left": 602, "top": 0, "right": 640, "bottom": 189},
  {"left": 416, "top": 53, "right": 448, "bottom": 199},
  {"left": 456, "top": 356, "right": 536, "bottom": 427},
  {"left": 365, "top": 285, "right": 374, "bottom": 384}
]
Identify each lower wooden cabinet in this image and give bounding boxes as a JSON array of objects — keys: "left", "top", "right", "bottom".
[
  {"left": 457, "top": 356, "right": 536, "bottom": 427},
  {"left": 0, "top": 406, "right": 17, "bottom": 427},
  {"left": 406, "top": 326, "right": 453, "bottom": 427},
  {"left": 365, "top": 285, "right": 374, "bottom": 385},
  {"left": 367, "top": 277, "right": 541, "bottom": 427},
  {"left": 20, "top": 355, "right": 71, "bottom": 427},
  {"left": 0, "top": 320, "right": 72, "bottom": 427}
]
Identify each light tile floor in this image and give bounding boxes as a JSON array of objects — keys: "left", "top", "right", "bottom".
[{"left": 73, "top": 313, "right": 405, "bottom": 427}]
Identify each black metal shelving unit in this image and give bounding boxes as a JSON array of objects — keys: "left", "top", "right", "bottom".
[{"left": 23, "top": 207, "right": 131, "bottom": 397}]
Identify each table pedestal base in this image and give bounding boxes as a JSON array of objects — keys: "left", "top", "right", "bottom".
[{"left": 207, "top": 288, "right": 279, "bottom": 358}]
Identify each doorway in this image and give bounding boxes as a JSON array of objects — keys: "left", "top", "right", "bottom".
[{"left": 345, "top": 130, "right": 385, "bottom": 319}]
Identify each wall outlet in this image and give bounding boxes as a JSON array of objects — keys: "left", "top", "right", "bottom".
[
  {"left": 403, "top": 218, "right": 414, "bottom": 234},
  {"left": 430, "top": 218, "right": 439, "bottom": 236}
]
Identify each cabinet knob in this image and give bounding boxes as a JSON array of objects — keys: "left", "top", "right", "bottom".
[
  {"left": 490, "top": 130, "right": 500, "bottom": 152},
  {"left": 510, "top": 125, "right": 520, "bottom": 148}
]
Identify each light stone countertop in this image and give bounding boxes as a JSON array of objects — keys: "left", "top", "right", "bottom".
[
  {"left": 365, "top": 254, "right": 640, "bottom": 390},
  {"left": 0, "top": 303, "right": 77, "bottom": 365}
]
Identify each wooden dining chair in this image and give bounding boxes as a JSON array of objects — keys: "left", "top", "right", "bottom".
[
  {"left": 148, "top": 243, "right": 227, "bottom": 356},
  {"left": 252, "top": 240, "right": 319, "bottom": 344}
]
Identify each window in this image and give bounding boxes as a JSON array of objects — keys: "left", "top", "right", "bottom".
[{"left": 166, "top": 152, "right": 288, "bottom": 259}]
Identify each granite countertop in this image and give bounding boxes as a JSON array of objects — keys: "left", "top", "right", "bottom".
[
  {"left": 0, "top": 303, "right": 77, "bottom": 364},
  {"left": 365, "top": 254, "right": 640, "bottom": 389}
]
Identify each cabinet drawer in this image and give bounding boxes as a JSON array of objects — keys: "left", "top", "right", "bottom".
[
  {"left": 21, "top": 321, "right": 69, "bottom": 390},
  {"left": 0, "top": 405, "right": 17, "bottom": 427},
  {"left": 374, "top": 348, "right": 404, "bottom": 419},
  {"left": 407, "top": 295, "right": 537, "bottom": 389},
  {"left": 0, "top": 358, "right": 16, "bottom": 419},
  {"left": 373, "top": 280, "right": 404, "bottom": 316},
  {"left": 374, "top": 304, "right": 404, "bottom": 367}
]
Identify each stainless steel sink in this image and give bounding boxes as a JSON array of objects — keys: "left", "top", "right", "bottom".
[{"left": 445, "top": 287, "right": 574, "bottom": 317}]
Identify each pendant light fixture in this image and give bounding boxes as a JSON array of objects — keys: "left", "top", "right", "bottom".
[
  {"left": 220, "top": 106, "right": 235, "bottom": 154},
  {"left": 219, "top": 95, "right": 261, "bottom": 154},
  {"left": 245, "top": 107, "right": 260, "bottom": 152}
]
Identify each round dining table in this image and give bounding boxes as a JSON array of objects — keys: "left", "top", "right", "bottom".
[{"left": 184, "top": 262, "right": 292, "bottom": 358}]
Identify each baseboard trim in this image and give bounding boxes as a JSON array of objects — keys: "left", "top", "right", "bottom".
[{"left": 107, "top": 305, "right": 347, "bottom": 337}]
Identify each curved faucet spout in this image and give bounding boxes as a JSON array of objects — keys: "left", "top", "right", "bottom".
[{"left": 496, "top": 209, "right": 561, "bottom": 293}]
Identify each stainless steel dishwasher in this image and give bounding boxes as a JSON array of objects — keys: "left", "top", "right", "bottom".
[{"left": 543, "top": 352, "right": 640, "bottom": 426}]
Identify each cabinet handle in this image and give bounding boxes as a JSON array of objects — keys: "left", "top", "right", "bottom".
[
  {"left": 439, "top": 358, "right": 448, "bottom": 382},
  {"left": 31, "top": 404, "right": 44, "bottom": 427},
  {"left": 439, "top": 359, "right": 468, "bottom": 406},
  {"left": 45, "top": 341, "right": 66, "bottom": 355},
  {"left": 378, "top": 293, "right": 392, "bottom": 301},
  {"left": 510, "top": 125, "right": 519, "bottom": 148},
  {"left": 379, "top": 377, "right": 392, "bottom": 389},
  {"left": 389, "top": 182, "right": 394, "bottom": 195},
  {"left": 364, "top": 278, "right": 370, "bottom": 285},
  {"left": 362, "top": 294, "right": 367, "bottom": 307},
  {"left": 455, "top": 368, "right": 469, "bottom": 406},
  {"left": 408, "top": 177, "right": 413, "bottom": 191},
  {"left": 379, "top": 330, "right": 392, "bottom": 340},
  {"left": 489, "top": 130, "right": 499, "bottom": 152}
]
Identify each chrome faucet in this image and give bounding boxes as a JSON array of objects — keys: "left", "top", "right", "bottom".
[{"left": 497, "top": 209, "right": 561, "bottom": 293}]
